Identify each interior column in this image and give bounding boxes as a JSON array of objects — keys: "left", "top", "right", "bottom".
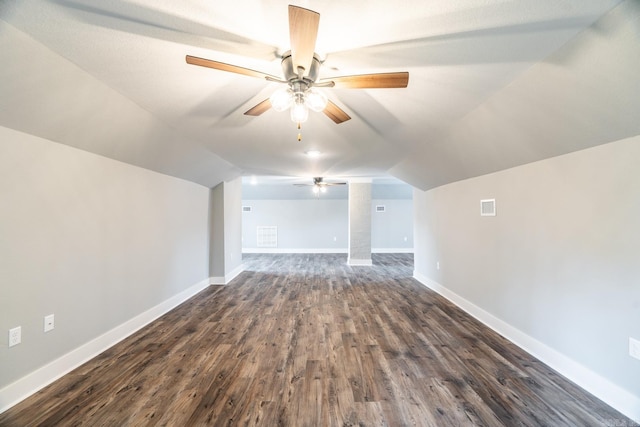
[{"left": 348, "top": 179, "right": 372, "bottom": 266}]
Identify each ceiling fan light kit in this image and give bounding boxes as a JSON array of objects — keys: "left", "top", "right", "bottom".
[
  {"left": 295, "top": 177, "right": 347, "bottom": 195},
  {"left": 185, "top": 5, "right": 409, "bottom": 127}
]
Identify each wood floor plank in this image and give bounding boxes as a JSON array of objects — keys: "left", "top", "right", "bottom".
[{"left": 0, "top": 253, "right": 633, "bottom": 426}]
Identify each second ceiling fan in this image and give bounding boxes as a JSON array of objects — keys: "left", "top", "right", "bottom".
[
  {"left": 186, "top": 5, "right": 409, "bottom": 124},
  {"left": 294, "top": 177, "right": 347, "bottom": 194}
]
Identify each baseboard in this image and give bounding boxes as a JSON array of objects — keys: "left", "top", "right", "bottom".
[
  {"left": 0, "top": 278, "right": 211, "bottom": 414},
  {"left": 348, "top": 258, "right": 373, "bottom": 266},
  {"left": 242, "top": 248, "right": 413, "bottom": 254},
  {"left": 242, "top": 248, "right": 348, "bottom": 254},
  {"left": 412, "top": 271, "right": 640, "bottom": 423},
  {"left": 372, "top": 248, "right": 414, "bottom": 253},
  {"left": 225, "top": 264, "right": 244, "bottom": 284},
  {"left": 209, "top": 263, "right": 245, "bottom": 285}
]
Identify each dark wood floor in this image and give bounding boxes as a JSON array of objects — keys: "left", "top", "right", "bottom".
[{"left": 0, "top": 254, "right": 632, "bottom": 426}]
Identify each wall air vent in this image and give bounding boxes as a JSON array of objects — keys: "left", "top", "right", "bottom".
[
  {"left": 480, "top": 199, "right": 496, "bottom": 216},
  {"left": 257, "top": 226, "right": 277, "bottom": 248},
  {"left": 242, "top": 206, "right": 252, "bottom": 212},
  {"left": 376, "top": 205, "right": 386, "bottom": 212}
]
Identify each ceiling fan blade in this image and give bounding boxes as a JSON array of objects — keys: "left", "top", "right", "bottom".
[
  {"left": 323, "top": 100, "right": 351, "bottom": 124},
  {"left": 320, "top": 72, "right": 409, "bottom": 89},
  {"left": 185, "top": 55, "right": 279, "bottom": 80},
  {"left": 288, "top": 5, "right": 320, "bottom": 74},
  {"left": 244, "top": 99, "right": 272, "bottom": 116}
]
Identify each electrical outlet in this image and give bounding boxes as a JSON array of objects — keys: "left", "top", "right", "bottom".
[
  {"left": 44, "top": 314, "right": 55, "bottom": 332},
  {"left": 9, "top": 326, "right": 21, "bottom": 347},
  {"left": 630, "top": 337, "right": 640, "bottom": 360}
]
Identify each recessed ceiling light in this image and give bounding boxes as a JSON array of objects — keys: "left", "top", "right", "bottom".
[{"left": 305, "top": 150, "right": 321, "bottom": 158}]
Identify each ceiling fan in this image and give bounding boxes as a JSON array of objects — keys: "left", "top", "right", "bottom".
[
  {"left": 294, "top": 177, "right": 347, "bottom": 194},
  {"left": 185, "top": 5, "right": 409, "bottom": 125}
]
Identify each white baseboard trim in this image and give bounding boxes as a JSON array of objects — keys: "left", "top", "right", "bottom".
[
  {"left": 0, "top": 278, "right": 211, "bottom": 414},
  {"left": 413, "top": 271, "right": 640, "bottom": 423},
  {"left": 242, "top": 248, "right": 413, "bottom": 254},
  {"left": 209, "top": 264, "right": 245, "bottom": 285},
  {"left": 243, "top": 248, "right": 348, "bottom": 254},
  {"left": 372, "top": 248, "right": 414, "bottom": 253},
  {"left": 348, "top": 258, "right": 373, "bottom": 266},
  {"left": 225, "top": 264, "right": 244, "bottom": 284}
]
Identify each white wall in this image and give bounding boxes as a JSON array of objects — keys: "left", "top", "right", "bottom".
[
  {"left": 413, "top": 135, "right": 640, "bottom": 420},
  {"left": 242, "top": 198, "right": 413, "bottom": 252},
  {"left": 0, "top": 127, "right": 210, "bottom": 399}
]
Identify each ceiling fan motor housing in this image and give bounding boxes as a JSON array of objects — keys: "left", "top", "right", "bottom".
[{"left": 280, "top": 50, "right": 322, "bottom": 85}]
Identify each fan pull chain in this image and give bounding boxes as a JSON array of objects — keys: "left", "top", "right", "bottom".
[{"left": 297, "top": 122, "right": 302, "bottom": 142}]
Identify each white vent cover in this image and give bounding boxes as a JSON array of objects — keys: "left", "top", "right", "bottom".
[
  {"left": 242, "top": 206, "right": 252, "bottom": 212},
  {"left": 257, "top": 226, "right": 277, "bottom": 247},
  {"left": 375, "top": 205, "right": 386, "bottom": 212},
  {"left": 480, "top": 199, "right": 496, "bottom": 216}
]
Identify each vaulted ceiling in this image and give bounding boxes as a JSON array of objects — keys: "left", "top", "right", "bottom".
[{"left": 1, "top": 0, "right": 638, "bottom": 190}]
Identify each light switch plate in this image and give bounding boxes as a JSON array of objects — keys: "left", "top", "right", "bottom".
[{"left": 44, "top": 314, "right": 55, "bottom": 332}]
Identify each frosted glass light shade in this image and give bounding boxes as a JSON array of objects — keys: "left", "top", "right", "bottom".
[
  {"left": 306, "top": 88, "right": 328, "bottom": 112},
  {"left": 290, "top": 100, "right": 309, "bottom": 123},
  {"left": 270, "top": 88, "right": 293, "bottom": 112}
]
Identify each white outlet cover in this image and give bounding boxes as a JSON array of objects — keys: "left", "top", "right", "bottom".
[
  {"left": 44, "top": 314, "right": 55, "bottom": 332},
  {"left": 9, "top": 326, "right": 21, "bottom": 347},
  {"left": 630, "top": 337, "right": 640, "bottom": 360}
]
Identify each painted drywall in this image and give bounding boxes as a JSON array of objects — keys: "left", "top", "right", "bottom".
[
  {"left": 242, "top": 198, "right": 413, "bottom": 252},
  {"left": 371, "top": 199, "right": 413, "bottom": 250},
  {"left": 223, "top": 177, "right": 243, "bottom": 277},
  {"left": 209, "top": 184, "right": 225, "bottom": 278},
  {"left": 242, "top": 199, "right": 348, "bottom": 251},
  {"left": 0, "top": 126, "right": 210, "bottom": 389},
  {"left": 209, "top": 178, "right": 243, "bottom": 280},
  {"left": 413, "top": 135, "right": 640, "bottom": 414}
]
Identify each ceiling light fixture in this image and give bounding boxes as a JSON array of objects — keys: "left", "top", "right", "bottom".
[{"left": 266, "top": 52, "right": 330, "bottom": 124}]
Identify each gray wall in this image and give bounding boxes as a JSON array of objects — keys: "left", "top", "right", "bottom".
[
  {"left": 242, "top": 199, "right": 348, "bottom": 251},
  {"left": 223, "top": 177, "right": 243, "bottom": 275},
  {"left": 242, "top": 198, "right": 413, "bottom": 251},
  {"left": 413, "top": 136, "right": 640, "bottom": 399},
  {"left": 371, "top": 199, "right": 414, "bottom": 249},
  {"left": 209, "top": 178, "right": 243, "bottom": 278},
  {"left": 0, "top": 126, "right": 210, "bottom": 388},
  {"left": 209, "top": 184, "right": 225, "bottom": 277}
]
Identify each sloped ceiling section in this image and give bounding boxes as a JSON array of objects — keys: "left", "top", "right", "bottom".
[
  {"left": 0, "top": 0, "right": 635, "bottom": 190},
  {"left": 0, "top": 19, "right": 239, "bottom": 188},
  {"left": 391, "top": 0, "right": 640, "bottom": 190}
]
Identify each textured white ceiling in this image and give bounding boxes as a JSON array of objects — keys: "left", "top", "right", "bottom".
[{"left": 1, "top": 0, "right": 637, "bottom": 190}]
